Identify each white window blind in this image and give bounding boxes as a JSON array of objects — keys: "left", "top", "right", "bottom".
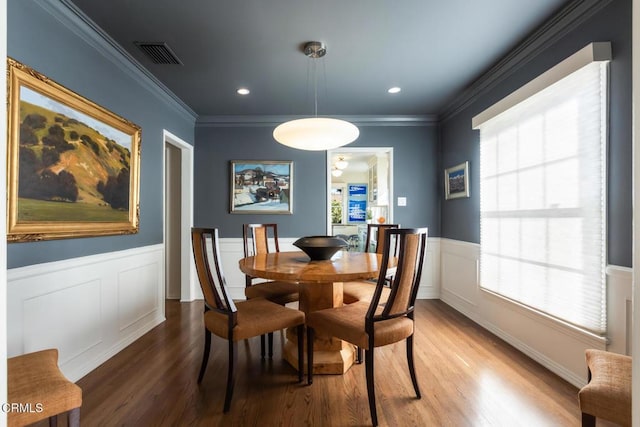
[{"left": 475, "top": 55, "right": 608, "bottom": 334}]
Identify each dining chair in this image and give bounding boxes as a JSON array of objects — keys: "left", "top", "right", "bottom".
[
  {"left": 243, "top": 223, "right": 300, "bottom": 357},
  {"left": 306, "top": 227, "right": 428, "bottom": 427},
  {"left": 8, "top": 348, "right": 82, "bottom": 427},
  {"left": 243, "top": 223, "right": 299, "bottom": 304},
  {"left": 192, "top": 227, "right": 305, "bottom": 413},
  {"left": 343, "top": 223, "right": 400, "bottom": 304},
  {"left": 578, "top": 349, "right": 631, "bottom": 426}
]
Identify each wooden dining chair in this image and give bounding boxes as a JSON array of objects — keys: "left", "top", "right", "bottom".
[
  {"left": 243, "top": 223, "right": 300, "bottom": 357},
  {"left": 191, "top": 227, "right": 305, "bottom": 413},
  {"left": 243, "top": 223, "right": 299, "bottom": 304},
  {"left": 343, "top": 223, "right": 400, "bottom": 304},
  {"left": 306, "top": 227, "right": 428, "bottom": 426}
]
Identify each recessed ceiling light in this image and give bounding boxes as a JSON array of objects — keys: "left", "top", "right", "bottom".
[
  {"left": 388, "top": 87, "right": 401, "bottom": 94},
  {"left": 237, "top": 88, "right": 250, "bottom": 95}
]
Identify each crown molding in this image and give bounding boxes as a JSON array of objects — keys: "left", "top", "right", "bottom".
[
  {"left": 439, "top": 0, "right": 614, "bottom": 122},
  {"left": 196, "top": 115, "right": 438, "bottom": 128},
  {"left": 37, "top": 0, "right": 197, "bottom": 124}
]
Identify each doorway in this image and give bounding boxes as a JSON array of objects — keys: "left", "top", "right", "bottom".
[
  {"left": 163, "top": 130, "right": 195, "bottom": 301},
  {"left": 326, "top": 147, "right": 393, "bottom": 251},
  {"left": 165, "top": 143, "right": 181, "bottom": 299}
]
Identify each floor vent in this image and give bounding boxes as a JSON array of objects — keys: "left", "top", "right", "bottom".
[{"left": 134, "top": 42, "right": 182, "bottom": 65}]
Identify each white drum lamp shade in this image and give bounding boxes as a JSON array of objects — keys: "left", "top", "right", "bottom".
[{"left": 273, "top": 117, "right": 360, "bottom": 151}]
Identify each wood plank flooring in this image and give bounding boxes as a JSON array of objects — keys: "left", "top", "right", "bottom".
[{"left": 58, "top": 300, "right": 587, "bottom": 426}]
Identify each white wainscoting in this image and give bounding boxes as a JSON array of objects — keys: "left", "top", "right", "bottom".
[
  {"left": 439, "top": 238, "right": 632, "bottom": 388},
  {"left": 7, "top": 244, "right": 165, "bottom": 382},
  {"left": 216, "top": 237, "right": 441, "bottom": 301}
]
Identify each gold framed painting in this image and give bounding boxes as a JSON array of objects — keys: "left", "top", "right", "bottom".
[{"left": 6, "top": 58, "right": 141, "bottom": 242}]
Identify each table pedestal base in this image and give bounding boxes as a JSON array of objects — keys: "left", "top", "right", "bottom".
[{"left": 283, "top": 281, "right": 357, "bottom": 374}]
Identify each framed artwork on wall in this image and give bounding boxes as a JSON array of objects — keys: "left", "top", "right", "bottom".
[
  {"left": 444, "top": 161, "right": 470, "bottom": 200},
  {"left": 6, "top": 58, "right": 142, "bottom": 242},
  {"left": 230, "top": 160, "right": 293, "bottom": 214}
]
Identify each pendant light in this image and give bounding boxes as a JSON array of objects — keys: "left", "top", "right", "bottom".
[
  {"left": 273, "top": 42, "right": 359, "bottom": 151},
  {"left": 334, "top": 156, "right": 349, "bottom": 170}
]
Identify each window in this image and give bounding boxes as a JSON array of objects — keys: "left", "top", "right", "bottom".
[{"left": 473, "top": 43, "right": 610, "bottom": 334}]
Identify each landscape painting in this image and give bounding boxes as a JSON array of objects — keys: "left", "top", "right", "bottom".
[
  {"left": 7, "top": 58, "right": 141, "bottom": 242},
  {"left": 231, "top": 161, "right": 292, "bottom": 214}
]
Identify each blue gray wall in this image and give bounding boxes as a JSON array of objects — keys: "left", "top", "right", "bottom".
[
  {"left": 439, "top": 0, "right": 632, "bottom": 267},
  {"left": 7, "top": 0, "right": 631, "bottom": 269},
  {"left": 7, "top": 0, "right": 195, "bottom": 268},
  {"left": 194, "top": 123, "right": 440, "bottom": 238}
]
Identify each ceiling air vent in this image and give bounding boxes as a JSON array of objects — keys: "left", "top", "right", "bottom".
[{"left": 134, "top": 42, "right": 182, "bottom": 65}]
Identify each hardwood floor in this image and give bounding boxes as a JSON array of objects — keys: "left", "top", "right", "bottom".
[{"left": 60, "top": 300, "right": 584, "bottom": 426}]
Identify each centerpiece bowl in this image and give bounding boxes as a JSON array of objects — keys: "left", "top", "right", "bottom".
[{"left": 293, "top": 236, "right": 349, "bottom": 261}]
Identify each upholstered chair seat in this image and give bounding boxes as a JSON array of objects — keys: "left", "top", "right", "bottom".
[
  {"left": 307, "top": 301, "right": 413, "bottom": 349},
  {"left": 243, "top": 280, "right": 299, "bottom": 304},
  {"left": 204, "top": 298, "right": 304, "bottom": 340},
  {"left": 578, "top": 348, "right": 631, "bottom": 426},
  {"left": 8, "top": 349, "right": 82, "bottom": 427},
  {"left": 343, "top": 283, "right": 390, "bottom": 304}
]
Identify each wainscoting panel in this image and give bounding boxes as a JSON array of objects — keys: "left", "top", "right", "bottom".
[
  {"left": 7, "top": 244, "right": 165, "bottom": 382},
  {"left": 605, "top": 265, "right": 633, "bottom": 355},
  {"left": 23, "top": 280, "right": 103, "bottom": 366},
  {"left": 439, "top": 238, "right": 630, "bottom": 388},
  {"left": 118, "top": 263, "right": 162, "bottom": 332}
]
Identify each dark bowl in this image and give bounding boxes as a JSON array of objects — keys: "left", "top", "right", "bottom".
[{"left": 293, "top": 236, "right": 349, "bottom": 261}]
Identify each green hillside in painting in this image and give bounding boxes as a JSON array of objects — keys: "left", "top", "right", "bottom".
[{"left": 18, "top": 101, "right": 132, "bottom": 222}]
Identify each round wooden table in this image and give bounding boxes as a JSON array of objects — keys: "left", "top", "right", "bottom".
[{"left": 239, "top": 250, "right": 395, "bottom": 374}]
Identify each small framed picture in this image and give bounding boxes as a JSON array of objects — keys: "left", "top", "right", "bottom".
[
  {"left": 230, "top": 160, "right": 293, "bottom": 214},
  {"left": 444, "top": 161, "right": 470, "bottom": 200}
]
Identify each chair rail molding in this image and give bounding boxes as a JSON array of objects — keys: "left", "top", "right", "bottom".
[{"left": 7, "top": 244, "right": 165, "bottom": 382}]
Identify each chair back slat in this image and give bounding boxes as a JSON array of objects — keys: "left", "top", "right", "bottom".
[
  {"left": 367, "top": 228, "right": 428, "bottom": 322},
  {"left": 192, "top": 228, "right": 237, "bottom": 314},
  {"left": 243, "top": 223, "right": 280, "bottom": 257},
  {"left": 366, "top": 224, "right": 400, "bottom": 255}
]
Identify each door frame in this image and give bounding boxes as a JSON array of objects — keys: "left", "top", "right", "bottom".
[
  {"left": 326, "top": 147, "right": 394, "bottom": 235},
  {"left": 631, "top": 0, "right": 639, "bottom": 421},
  {"left": 162, "top": 130, "right": 196, "bottom": 301}
]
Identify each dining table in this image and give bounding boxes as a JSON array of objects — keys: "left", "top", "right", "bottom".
[{"left": 239, "top": 250, "right": 397, "bottom": 374}]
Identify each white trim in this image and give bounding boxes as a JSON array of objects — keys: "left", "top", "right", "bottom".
[
  {"left": 36, "top": 0, "right": 197, "bottom": 123},
  {"left": 632, "top": 0, "right": 640, "bottom": 422},
  {"left": 439, "top": 238, "right": 632, "bottom": 388},
  {"left": 441, "top": 0, "right": 614, "bottom": 121},
  {"left": 162, "top": 130, "right": 197, "bottom": 302},
  {"left": 7, "top": 245, "right": 165, "bottom": 382},
  {"left": 472, "top": 42, "right": 611, "bottom": 129},
  {"left": 325, "top": 147, "right": 394, "bottom": 235},
  {"left": 196, "top": 115, "right": 438, "bottom": 127}
]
